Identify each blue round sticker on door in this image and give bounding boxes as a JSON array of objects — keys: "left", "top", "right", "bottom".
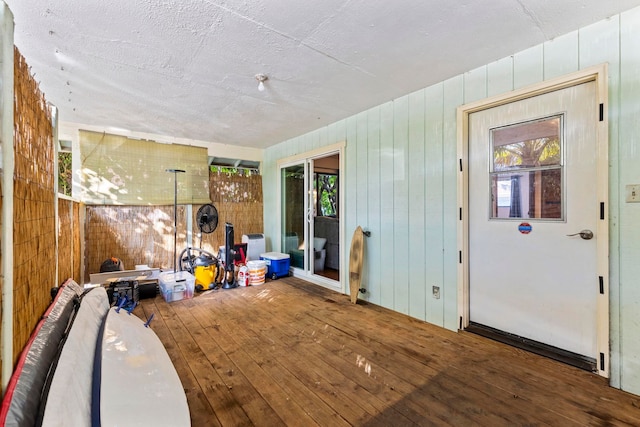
[{"left": 518, "top": 222, "right": 532, "bottom": 234}]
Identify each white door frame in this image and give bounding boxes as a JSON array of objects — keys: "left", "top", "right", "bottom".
[
  {"left": 456, "top": 64, "right": 610, "bottom": 377},
  {"left": 276, "top": 142, "right": 346, "bottom": 293}
]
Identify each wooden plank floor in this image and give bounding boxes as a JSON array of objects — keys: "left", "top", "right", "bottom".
[{"left": 137, "top": 277, "right": 640, "bottom": 426}]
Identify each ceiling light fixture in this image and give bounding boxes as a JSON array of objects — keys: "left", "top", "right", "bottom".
[{"left": 255, "top": 73, "right": 268, "bottom": 92}]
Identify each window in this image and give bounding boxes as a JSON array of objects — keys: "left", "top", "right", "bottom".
[
  {"left": 490, "top": 116, "right": 563, "bottom": 220},
  {"left": 58, "top": 151, "right": 72, "bottom": 196}
]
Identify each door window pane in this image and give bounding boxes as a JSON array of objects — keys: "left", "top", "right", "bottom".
[
  {"left": 282, "top": 165, "right": 305, "bottom": 266},
  {"left": 490, "top": 116, "right": 563, "bottom": 220}
]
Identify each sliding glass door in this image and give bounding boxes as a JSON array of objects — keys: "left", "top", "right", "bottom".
[{"left": 280, "top": 149, "right": 341, "bottom": 287}]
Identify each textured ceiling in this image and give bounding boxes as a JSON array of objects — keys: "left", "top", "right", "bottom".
[{"left": 5, "top": 0, "right": 640, "bottom": 149}]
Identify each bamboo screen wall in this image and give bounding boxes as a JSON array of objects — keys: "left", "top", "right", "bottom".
[
  {"left": 57, "top": 198, "right": 83, "bottom": 284},
  {"left": 85, "top": 205, "right": 187, "bottom": 278},
  {"left": 200, "top": 171, "right": 264, "bottom": 256},
  {"left": 11, "top": 48, "right": 56, "bottom": 365},
  {"left": 84, "top": 171, "right": 263, "bottom": 280}
]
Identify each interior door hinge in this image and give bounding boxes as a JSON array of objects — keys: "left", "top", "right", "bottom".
[
  {"left": 459, "top": 207, "right": 462, "bottom": 221},
  {"left": 599, "top": 276, "right": 604, "bottom": 294},
  {"left": 459, "top": 251, "right": 462, "bottom": 264},
  {"left": 599, "top": 103, "right": 604, "bottom": 121},
  {"left": 600, "top": 353, "right": 605, "bottom": 371},
  {"left": 600, "top": 202, "right": 605, "bottom": 220},
  {"left": 459, "top": 159, "right": 463, "bottom": 172}
]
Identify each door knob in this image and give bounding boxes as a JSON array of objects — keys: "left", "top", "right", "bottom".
[{"left": 566, "top": 229, "right": 593, "bottom": 240}]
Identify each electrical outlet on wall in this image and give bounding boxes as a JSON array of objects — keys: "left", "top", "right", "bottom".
[
  {"left": 432, "top": 286, "right": 440, "bottom": 299},
  {"left": 626, "top": 184, "right": 640, "bottom": 203}
]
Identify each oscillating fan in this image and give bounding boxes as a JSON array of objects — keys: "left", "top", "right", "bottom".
[{"left": 196, "top": 204, "right": 218, "bottom": 235}]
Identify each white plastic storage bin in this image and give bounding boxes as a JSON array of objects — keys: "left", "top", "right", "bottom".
[{"left": 158, "top": 271, "right": 195, "bottom": 303}]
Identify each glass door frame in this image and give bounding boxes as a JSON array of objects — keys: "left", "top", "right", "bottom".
[{"left": 277, "top": 142, "right": 345, "bottom": 292}]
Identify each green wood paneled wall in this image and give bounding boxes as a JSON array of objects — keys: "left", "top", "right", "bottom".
[{"left": 264, "top": 6, "right": 640, "bottom": 395}]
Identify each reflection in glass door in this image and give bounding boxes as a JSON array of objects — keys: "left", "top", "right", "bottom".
[{"left": 281, "top": 162, "right": 307, "bottom": 270}]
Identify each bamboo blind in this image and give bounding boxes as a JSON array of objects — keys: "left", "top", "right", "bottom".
[
  {"left": 73, "top": 201, "right": 82, "bottom": 281},
  {"left": 57, "top": 199, "right": 83, "bottom": 284},
  {"left": 58, "top": 199, "right": 72, "bottom": 284},
  {"left": 84, "top": 171, "right": 263, "bottom": 280},
  {"left": 12, "top": 48, "right": 56, "bottom": 366},
  {"left": 79, "top": 130, "right": 211, "bottom": 205}
]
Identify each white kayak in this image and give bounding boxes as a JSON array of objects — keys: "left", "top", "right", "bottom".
[{"left": 92, "top": 307, "right": 191, "bottom": 427}]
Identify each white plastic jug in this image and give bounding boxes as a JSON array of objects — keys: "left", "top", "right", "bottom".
[{"left": 237, "top": 265, "right": 249, "bottom": 287}]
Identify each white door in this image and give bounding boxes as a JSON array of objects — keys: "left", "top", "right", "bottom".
[{"left": 468, "top": 82, "right": 598, "bottom": 361}]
